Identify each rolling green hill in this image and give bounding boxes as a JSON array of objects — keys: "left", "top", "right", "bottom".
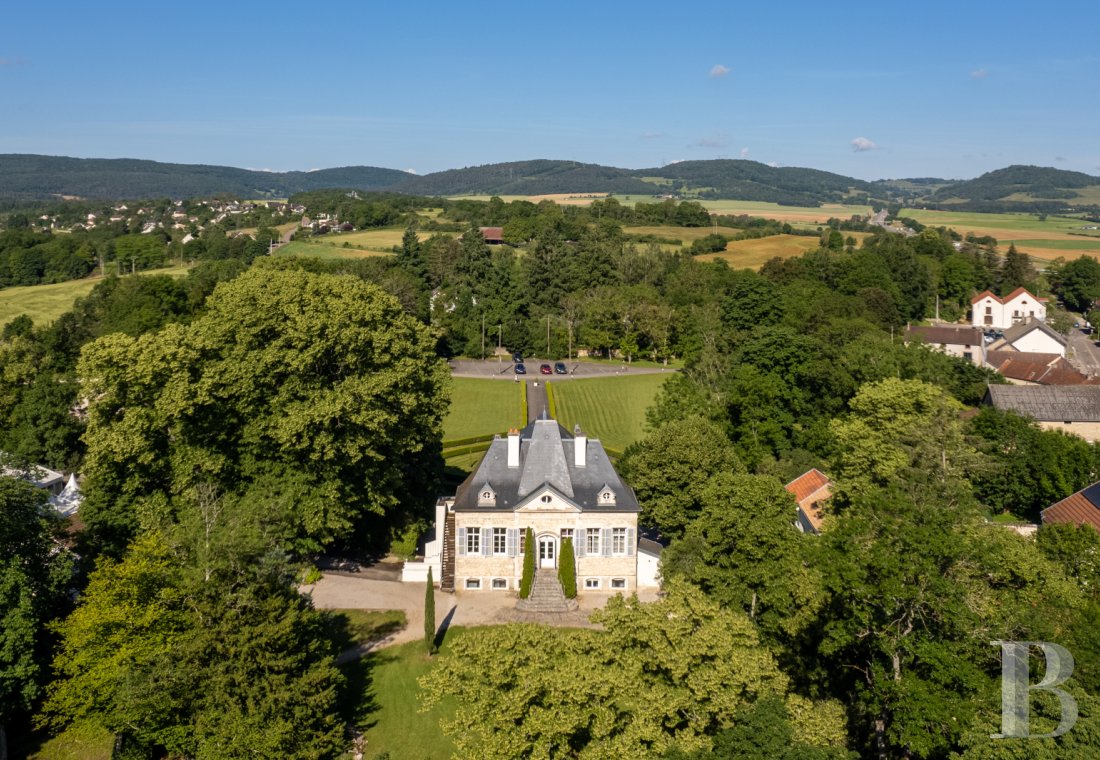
[
  {"left": 0, "top": 155, "right": 411, "bottom": 200},
  {"left": 930, "top": 165, "right": 1100, "bottom": 208},
  {"left": 4, "top": 154, "right": 1100, "bottom": 213}
]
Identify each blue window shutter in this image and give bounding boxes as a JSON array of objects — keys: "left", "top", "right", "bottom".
[
  {"left": 507, "top": 528, "right": 516, "bottom": 557},
  {"left": 457, "top": 527, "right": 466, "bottom": 556},
  {"left": 627, "top": 528, "right": 635, "bottom": 556},
  {"left": 602, "top": 528, "right": 612, "bottom": 557},
  {"left": 482, "top": 527, "right": 491, "bottom": 557}
]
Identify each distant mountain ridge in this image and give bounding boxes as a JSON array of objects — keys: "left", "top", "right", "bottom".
[{"left": 2, "top": 154, "right": 1098, "bottom": 210}]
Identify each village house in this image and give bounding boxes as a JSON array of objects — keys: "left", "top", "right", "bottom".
[
  {"left": 984, "top": 385, "right": 1100, "bottom": 442},
  {"left": 904, "top": 324, "right": 986, "bottom": 367},
  {"left": 404, "top": 416, "right": 659, "bottom": 595},
  {"left": 988, "top": 319, "right": 1067, "bottom": 357},
  {"left": 1042, "top": 480, "right": 1100, "bottom": 532},
  {"left": 970, "top": 287, "right": 1047, "bottom": 330},
  {"left": 785, "top": 469, "right": 832, "bottom": 535},
  {"left": 986, "top": 350, "right": 1096, "bottom": 385}
]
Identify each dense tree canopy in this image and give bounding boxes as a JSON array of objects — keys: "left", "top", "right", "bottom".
[{"left": 78, "top": 264, "right": 449, "bottom": 556}]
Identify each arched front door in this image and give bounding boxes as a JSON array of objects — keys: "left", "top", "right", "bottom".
[{"left": 538, "top": 536, "right": 557, "bottom": 569}]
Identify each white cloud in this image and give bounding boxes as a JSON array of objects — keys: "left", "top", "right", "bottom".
[
  {"left": 851, "top": 136, "right": 877, "bottom": 152},
  {"left": 709, "top": 64, "right": 730, "bottom": 78},
  {"left": 245, "top": 167, "right": 280, "bottom": 173},
  {"left": 767, "top": 161, "right": 780, "bottom": 168},
  {"left": 971, "top": 68, "right": 988, "bottom": 79},
  {"left": 664, "top": 159, "right": 686, "bottom": 166},
  {"left": 403, "top": 168, "right": 418, "bottom": 174},
  {"left": 739, "top": 147, "right": 749, "bottom": 159}
]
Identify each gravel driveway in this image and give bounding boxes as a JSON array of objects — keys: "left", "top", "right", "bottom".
[{"left": 303, "top": 573, "right": 659, "bottom": 655}]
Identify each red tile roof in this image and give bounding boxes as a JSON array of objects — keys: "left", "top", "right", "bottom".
[
  {"left": 1042, "top": 483, "right": 1100, "bottom": 532},
  {"left": 785, "top": 469, "right": 832, "bottom": 532},
  {"left": 971, "top": 287, "right": 1041, "bottom": 305},
  {"left": 479, "top": 226, "right": 504, "bottom": 241},
  {"left": 987, "top": 350, "right": 1099, "bottom": 385}
]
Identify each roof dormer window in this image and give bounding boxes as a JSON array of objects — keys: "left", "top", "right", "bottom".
[
  {"left": 477, "top": 483, "right": 496, "bottom": 507},
  {"left": 597, "top": 485, "right": 616, "bottom": 506}
]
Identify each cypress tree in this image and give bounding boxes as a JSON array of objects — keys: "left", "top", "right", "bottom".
[
  {"left": 558, "top": 536, "right": 576, "bottom": 599},
  {"left": 424, "top": 565, "right": 436, "bottom": 654},
  {"left": 519, "top": 527, "right": 535, "bottom": 599}
]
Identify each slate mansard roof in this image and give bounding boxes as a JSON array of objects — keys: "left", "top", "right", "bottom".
[{"left": 454, "top": 418, "right": 639, "bottom": 512}]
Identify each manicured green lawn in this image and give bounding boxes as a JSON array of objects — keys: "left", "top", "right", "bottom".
[
  {"left": 327, "top": 609, "right": 408, "bottom": 649},
  {"left": 443, "top": 377, "right": 526, "bottom": 443},
  {"left": 0, "top": 266, "right": 193, "bottom": 327},
  {"left": 357, "top": 631, "right": 466, "bottom": 760},
  {"left": 550, "top": 373, "right": 670, "bottom": 453}
]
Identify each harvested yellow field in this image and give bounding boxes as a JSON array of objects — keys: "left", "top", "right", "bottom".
[
  {"left": 695, "top": 234, "right": 821, "bottom": 270},
  {"left": 696, "top": 200, "right": 872, "bottom": 223},
  {"left": 624, "top": 225, "right": 743, "bottom": 242}
]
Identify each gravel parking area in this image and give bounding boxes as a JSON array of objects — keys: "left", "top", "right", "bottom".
[{"left": 449, "top": 358, "right": 676, "bottom": 380}]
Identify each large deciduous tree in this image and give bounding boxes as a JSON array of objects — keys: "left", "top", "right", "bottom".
[
  {"left": 0, "top": 477, "right": 73, "bottom": 757},
  {"left": 78, "top": 265, "right": 449, "bottom": 556},
  {"left": 420, "top": 583, "right": 848, "bottom": 758}
]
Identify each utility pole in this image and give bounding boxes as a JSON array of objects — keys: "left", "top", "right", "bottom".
[
  {"left": 481, "top": 314, "right": 485, "bottom": 360},
  {"left": 546, "top": 315, "right": 551, "bottom": 357},
  {"left": 498, "top": 323, "right": 502, "bottom": 363}
]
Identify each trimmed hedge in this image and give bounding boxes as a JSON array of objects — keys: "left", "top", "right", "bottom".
[
  {"left": 558, "top": 537, "right": 576, "bottom": 599},
  {"left": 441, "top": 432, "right": 498, "bottom": 449},
  {"left": 519, "top": 526, "right": 535, "bottom": 599},
  {"left": 442, "top": 442, "right": 492, "bottom": 459}
]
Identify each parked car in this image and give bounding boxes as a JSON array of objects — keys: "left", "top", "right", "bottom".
[
  {"left": 512, "top": 352, "right": 523, "bottom": 363},
  {"left": 540, "top": 363, "right": 552, "bottom": 375},
  {"left": 554, "top": 362, "right": 568, "bottom": 374},
  {"left": 514, "top": 363, "right": 527, "bottom": 375}
]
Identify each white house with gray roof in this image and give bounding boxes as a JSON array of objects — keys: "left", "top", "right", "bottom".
[{"left": 403, "top": 416, "right": 659, "bottom": 594}]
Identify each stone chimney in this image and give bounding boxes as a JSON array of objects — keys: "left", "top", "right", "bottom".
[
  {"left": 507, "top": 428, "right": 520, "bottom": 468},
  {"left": 574, "top": 424, "right": 586, "bottom": 467}
]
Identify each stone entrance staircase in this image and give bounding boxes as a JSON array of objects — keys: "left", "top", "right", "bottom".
[{"left": 516, "top": 569, "right": 579, "bottom": 613}]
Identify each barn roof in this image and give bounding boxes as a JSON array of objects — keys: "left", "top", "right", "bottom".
[{"left": 985, "top": 385, "right": 1100, "bottom": 422}]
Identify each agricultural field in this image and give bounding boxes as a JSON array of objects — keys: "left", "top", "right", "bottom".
[
  {"left": 0, "top": 265, "right": 193, "bottom": 327},
  {"left": 694, "top": 234, "right": 823, "bottom": 270},
  {"left": 900, "top": 208, "right": 1100, "bottom": 262},
  {"left": 273, "top": 240, "right": 391, "bottom": 260},
  {"left": 450, "top": 193, "right": 613, "bottom": 206},
  {"left": 549, "top": 373, "right": 669, "bottom": 454},
  {"left": 330, "top": 227, "right": 456, "bottom": 252},
  {"left": 695, "top": 199, "right": 873, "bottom": 224},
  {"left": 443, "top": 377, "right": 525, "bottom": 443},
  {"left": 623, "top": 224, "right": 742, "bottom": 246}
]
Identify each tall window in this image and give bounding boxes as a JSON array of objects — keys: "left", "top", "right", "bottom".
[
  {"left": 586, "top": 528, "right": 600, "bottom": 555},
  {"left": 467, "top": 527, "right": 480, "bottom": 555},
  {"left": 493, "top": 527, "right": 507, "bottom": 555},
  {"left": 519, "top": 531, "right": 525, "bottom": 554},
  {"left": 612, "top": 527, "right": 626, "bottom": 555},
  {"left": 561, "top": 528, "right": 574, "bottom": 543}
]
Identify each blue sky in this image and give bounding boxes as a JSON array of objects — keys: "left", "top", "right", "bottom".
[{"left": 2, "top": 1, "right": 1097, "bottom": 181}]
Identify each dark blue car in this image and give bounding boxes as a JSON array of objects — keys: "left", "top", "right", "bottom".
[{"left": 514, "top": 363, "right": 527, "bottom": 375}]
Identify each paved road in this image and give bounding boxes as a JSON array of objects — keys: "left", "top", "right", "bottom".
[
  {"left": 1066, "top": 327, "right": 1100, "bottom": 378},
  {"left": 526, "top": 380, "right": 549, "bottom": 422},
  {"left": 451, "top": 358, "right": 678, "bottom": 381}
]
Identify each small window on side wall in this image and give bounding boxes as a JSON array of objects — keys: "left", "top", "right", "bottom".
[
  {"left": 611, "top": 578, "right": 626, "bottom": 589},
  {"left": 465, "top": 578, "right": 481, "bottom": 590},
  {"left": 585, "top": 578, "right": 600, "bottom": 589},
  {"left": 491, "top": 578, "right": 507, "bottom": 590}
]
